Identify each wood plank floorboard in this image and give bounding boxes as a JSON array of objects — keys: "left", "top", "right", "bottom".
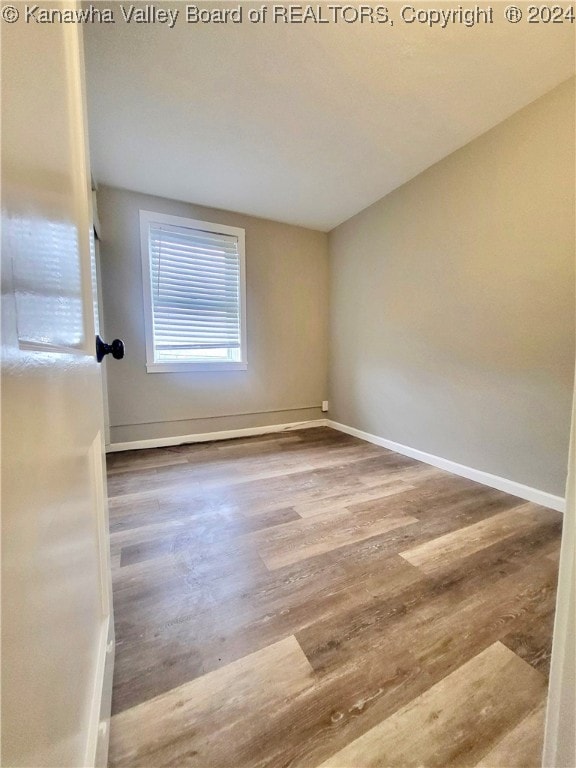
[
  {"left": 474, "top": 700, "right": 547, "bottom": 768},
  {"left": 317, "top": 642, "right": 547, "bottom": 768},
  {"left": 398, "top": 503, "right": 551, "bottom": 574},
  {"left": 107, "top": 427, "right": 562, "bottom": 767},
  {"left": 249, "top": 507, "right": 419, "bottom": 571},
  {"left": 109, "top": 635, "right": 315, "bottom": 768}
]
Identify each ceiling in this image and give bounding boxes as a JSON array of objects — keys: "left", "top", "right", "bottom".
[{"left": 84, "top": 3, "right": 575, "bottom": 231}]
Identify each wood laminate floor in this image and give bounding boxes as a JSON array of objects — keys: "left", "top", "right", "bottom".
[{"left": 106, "top": 427, "right": 562, "bottom": 768}]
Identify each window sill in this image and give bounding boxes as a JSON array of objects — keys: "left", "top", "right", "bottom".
[{"left": 146, "top": 361, "right": 248, "bottom": 373}]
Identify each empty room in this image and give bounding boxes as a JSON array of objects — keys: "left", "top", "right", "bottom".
[{"left": 2, "top": 2, "right": 576, "bottom": 767}]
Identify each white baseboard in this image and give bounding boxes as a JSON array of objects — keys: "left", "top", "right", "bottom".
[
  {"left": 106, "top": 417, "right": 565, "bottom": 513},
  {"left": 326, "top": 420, "right": 566, "bottom": 513},
  {"left": 84, "top": 616, "right": 114, "bottom": 768},
  {"left": 106, "top": 419, "right": 329, "bottom": 453}
]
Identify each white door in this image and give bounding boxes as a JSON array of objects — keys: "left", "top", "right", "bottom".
[{"left": 1, "top": 6, "right": 115, "bottom": 767}]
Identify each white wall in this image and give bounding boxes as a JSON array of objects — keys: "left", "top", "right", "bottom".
[
  {"left": 97, "top": 186, "right": 329, "bottom": 446},
  {"left": 329, "top": 79, "right": 575, "bottom": 497}
]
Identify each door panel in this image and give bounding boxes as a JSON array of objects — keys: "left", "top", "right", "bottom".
[{"left": 1, "top": 5, "right": 114, "bottom": 767}]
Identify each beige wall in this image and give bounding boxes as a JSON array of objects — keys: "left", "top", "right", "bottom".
[
  {"left": 329, "top": 79, "right": 575, "bottom": 497},
  {"left": 97, "top": 186, "right": 329, "bottom": 444}
]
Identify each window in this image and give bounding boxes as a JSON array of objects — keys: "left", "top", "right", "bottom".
[{"left": 140, "top": 211, "right": 247, "bottom": 372}]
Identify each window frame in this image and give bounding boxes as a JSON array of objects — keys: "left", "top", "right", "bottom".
[{"left": 139, "top": 210, "right": 247, "bottom": 373}]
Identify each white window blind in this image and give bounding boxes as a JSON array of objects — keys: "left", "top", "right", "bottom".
[{"left": 141, "top": 211, "right": 247, "bottom": 372}]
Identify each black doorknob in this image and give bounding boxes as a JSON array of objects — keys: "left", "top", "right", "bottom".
[{"left": 96, "top": 335, "right": 125, "bottom": 363}]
